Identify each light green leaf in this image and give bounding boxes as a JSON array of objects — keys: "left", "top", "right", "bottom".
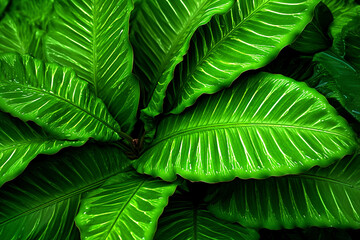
[
  {"left": 154, "top": 196, "right": 259, "bottom": 240},
  {"left": 313, "top": 51, "right": 360, "bottom": 122},
  {"left": 207, "top": 154, "right": 360, "bottom": 229},
  {"left": 0, "top": 144, "right": 131, "bottom": 240},
  {"left": 0, "top": 53, "right": 124, "bottom": 142},
  {"left": 0, "top": 111, "right": 85, "bottom": 187},
  {"left": 290, "top": 2, "right": 333, "bottom": 54},
  {"left": 168, "top": 0, "right": 320, "bottom": 114},
  {"left": 329, "top": 6, "right": 360, "bottom": 43},
  {"left": 75, "top": 172, "right": 177, "bottom": 240},
  {"left": 322, "top": 0, "right": 358, "bottom": 18},
  {"left": 134, "top": 72, "right": 356, "bottom": 183},
  {"left": 130, "top": 0, "right": 234, "bottom": 122},
  {"left": 45, "top": 0, "right": 138, "bottom": 132}
]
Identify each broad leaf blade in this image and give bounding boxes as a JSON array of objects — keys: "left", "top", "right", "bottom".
[
  {"left": 134, "top": 72, "right": 356, "bottom": 182},
  {"left": 0, "top": 144, "right": 131, "bottom": 240},
  {"left": 155, "top": 196, "right": 259, "bottom": 240},
  {"left": 45, "top": 0, "right": 138, "bottom": 132},
  {"left": 131, "top": 0, "right": 234, "bottom": 122},
  {"left": 0, "top": 53, "right": 122, "bottom": 141},
  {"left": 207, "top": 154, "right": 360, "bottom": 229},
  {"left": 0, "top": 111, "right": 85, "bottom": 187},
  {"left": 313, "top": 51, "right": 360, "bottom": 122},
  {"left": 76, "top": 172, "right": 177, "bottom": 240},
  {"left": 168, "top": 0, "right": 320, "bottom": 114},
  {"left": 0, "top": 0, "right": 8, "bottom": 15}
]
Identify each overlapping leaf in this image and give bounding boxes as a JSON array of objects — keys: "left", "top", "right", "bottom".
[
  {"left": 155, "top": 196, "right": 259, "bottom": 240},
  {"left": 167, "top": 0, "right": 320, "bottom": 114},
  {"left": 0, "top": 0, "right": 8, "bottom": 15},
  {"left": 76, "top": 171, "right": 177, "bottom": 240},
  {"left": 130, "top": 0, "right": 234, "bottom": 120},
  {"left": 0, "top": 53, "right": 123, "bottom": 141},
  {"left": 45, "top": 0, "right": 138, "bottom": 132},
  {"left": 313, "top": 51, "right": 360, "bottom": 122},
  {"left": 290, "top": 2, "right": 333, "bottom": 54},
  {"left": 207, "top": 154, "right": 360, "bottom": 229},
  {"left": 0, "top": 144, "right": 131, "bottom": 240},
  {"left": 134, "top": 72, "right": 356, "bottom": 182},
  {"left": 0, "top": 111, "right": 85, "bottom": 187}
]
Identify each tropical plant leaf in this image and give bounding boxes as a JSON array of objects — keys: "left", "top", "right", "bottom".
[
  {"left": 322, "top": 0, "right": 358, "bottom": 18},
  {"left": 134, "top": 72, "right": 356, "bottom": 183},
  {"left": 45, "top": 0, "right": 138, "bottom": 132},
  {"left": 329, "top": 6, "right": 360, "bottom": 44},
  {"left": 9, "top": 0, "right": 54, "bottom": 24},
  {"left": 154, "top": 195, "right": 259, "bottom": 240},
  {"left": 0, "top": 144, "right": 131, "bottom": 240},
  {"left": 167, "top": 0, "right": 320, "bottom": 114},
  {"left": 290, "top": 2, "right": 333, "bottom": 54},
  {"left": 342, "top": 18, "right": 360, "bottom": 70},
  {"left": 75, "top": 171, "right": 177, "bottom": 240},
  {"left": 313, "top": 50, "right": 360, "bottom": 122},
  {"left": 0, "top": 53, "right": 124, "bottom": 141},
  {"left": 131, "top": 0, "right": 234, "bottom": 133},
  {"left": 0, "top": 111, "right": 85, "bottom": 187},
  {"left": 0, "top": 0, "right": 8, "bottom": 16},
  {"left": 0, "top": 14, "right": 42, "bottom": 57},
  {"left": 207, "top": 154, "right": 360, "bottom": 229}
]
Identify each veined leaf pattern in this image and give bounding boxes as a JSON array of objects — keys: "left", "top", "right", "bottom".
[
  {"left": 155, "top": 196, "right": 259, "bottom": 240},
  {"left": 0, "top": 112, "right": 85, "bottom": 187},
  {"left": 45, "top": 0, "right": 137, "bottom": 131},
  {"left": 134, "top": 72, "right": 356, "bottom": 182},
  {"left": 0, "top": 145, "right": 131, "bottom": 240},
  {"left": 207, "top": 154, "right": 360, "bottom": 229},
  {"left": 0, "top": 53, "right": 123, "bottom": 141},
  {"left": 131, "top": 0, "right": 234, "bottom": 121},
  {"left": 168, "top": 0, "right": 319, "bottom": 114},
  {"left": 75, "top": 172, "right": 177, "bottom": 240}
]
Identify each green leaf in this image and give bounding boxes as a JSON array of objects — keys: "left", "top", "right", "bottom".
[
  {"left": 0, "top": 111, "right": 85, "bottom": 187},
  {"left": 207, "top": 154, "right": 360, "bottom": 229},
  {"left": 329, "top": 6, "right": 360, "bottom": 43},
  {"left": 313, "top": 51, "right": 360, "bottom": 122},
  {"left": 0, "top": 14, "right": 42, "bottom": 57},
  {"left": 134, "top": 72, "right": 356, "bottom": 183},
  {"left": 130, "top": 0, "right": 234, "bottom": 119},
  {"left": 75, "top": 172, "right": 177, "bottom": 240},
  {"left": 154, "top": 195, "right": 259, "bottom": 240},
  {"left": 342, "top": 18, "right": 360, "bottom": 70},
  {"left": 9, "top": 0, "right": 54, "bottom": 24},
  {"left": 0, "top": 53, "right": 124, "bottom": 141},
  {"left": 290, "top": 2, "right": 333, "bottom": 54},
  {"left": 0, "top": 144, "right": 131, "bottom": 240},
  {"left": 45, "top": 0, "right": 138, "bottom": 132},
  {"left": 0, "top": 0, "right": 9, "bottom": 16},
  {"left": 167, "top": 0, "right": 320, "bottom": 114},
  {"left": 322, "top": 0, "right": 358, "bottom": 18}
]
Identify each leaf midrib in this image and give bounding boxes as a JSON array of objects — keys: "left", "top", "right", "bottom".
[
  {"left": 149, "top": 122, "right": 352, "bottom": 149},
  {"left": 0, "top": 171, "right": 127, "bottom": 225},
  {"left": 177, "top": 0, "right": 271, "bottom": 95},
  {"left": 288, "top": 173, "right": 359, "bottom": 189}
]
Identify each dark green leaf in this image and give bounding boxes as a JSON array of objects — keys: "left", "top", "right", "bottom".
[
  {"left": 290, "top": 2, "right": 333, "bottom": 54},
  {"left": 0, "top": 53, "right": 123, "bottom": 141},
  {"left": 134, "top": 72, "right": 356, "bottom": 182},
  {"left": 207, "top": 154, "right": 360, "bottom": 229},
  {"left": 0, "top": 144, "right": 131, "bottom": 240},
  {"left": 0, "top": 0, "right": 8, "bottom": 16},
  {"left": 0, "top": 111, "right": 85, "bottom": 187},
  {"left": 168, "top": 0, "right": 320, "bottom": 114},
  {"left": 155, "top": 195, "right": 259, "bottom": 240},
  {"left": 76, "top": 172, "right": 177, "bottom": 240},
  {"left": 45, "top": 0, "right": 138, "bottom": 132}
]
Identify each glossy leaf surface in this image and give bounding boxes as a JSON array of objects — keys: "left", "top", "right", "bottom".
[
  {"left": 290, "top": 2, "right": 333, "bottom": 54},
  {"left": 76, "top": 172, "right": 177, "bottom": 240},
  {"left": 135, "top": 72, "right": 356, "bottom": 182},
  {"left": 0, "top": 111, "right": 85, "bottom": 187},
  {"left": 207, "top": 154, "right": 360, "bottom": 229},
  {"left": 155, "top": 196, "right": 259, "bottom": 240},
  {"left": 0, "top": 144, "right": 131, "bottom": 240},
  {"left": 168, "top": 0, "right": 319, "bottom": 114},
  {"left": 131, "top": 0, "right": 234, "bottom": 119},
  {"left": 313, "top": 51, "right": 360, "bottom": 122},
  {"left": 0, "top": 53, "right": 122, "bottom": 141},
  {"left": 45, "top": 0, "right": 138, "bottom": 131}
]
